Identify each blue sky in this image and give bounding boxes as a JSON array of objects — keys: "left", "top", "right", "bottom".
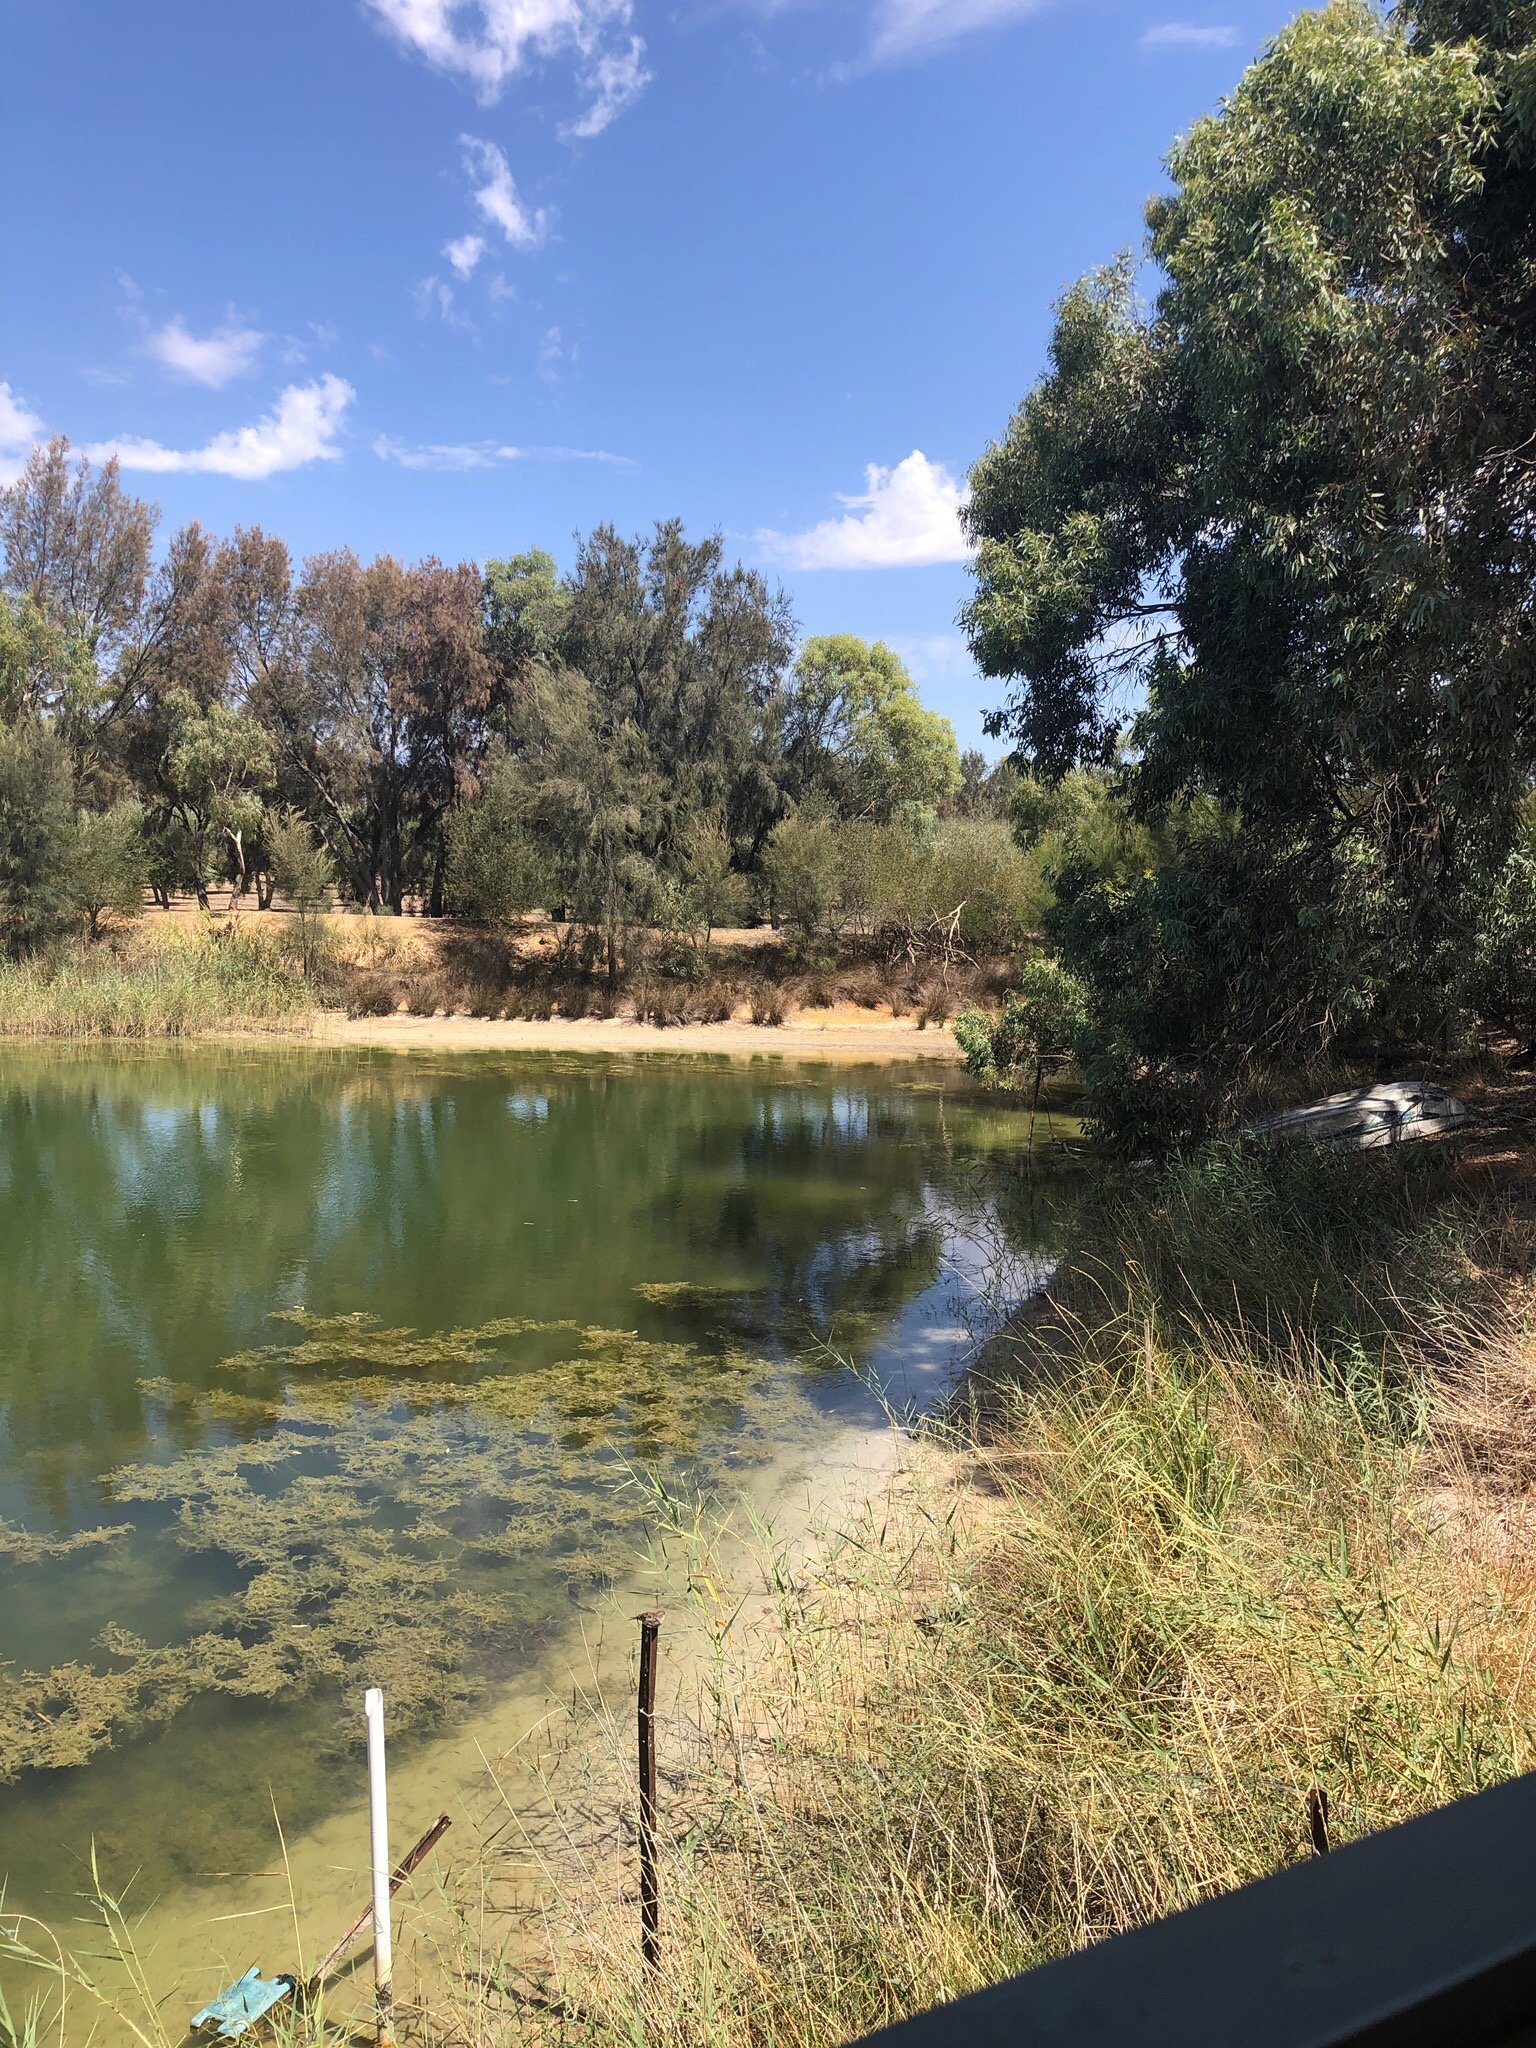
[{"left": 2, "top": 0, "right": 1285, "bottom": 749}]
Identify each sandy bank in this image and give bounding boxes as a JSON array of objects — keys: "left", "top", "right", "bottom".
[{"left": 299, "top": 1003, "right": 964, "bottom": 1062}]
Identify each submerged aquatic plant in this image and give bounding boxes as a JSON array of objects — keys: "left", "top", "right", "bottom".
[{"left": 0, "top": 1311, "right": 815, "bottom": 1787}]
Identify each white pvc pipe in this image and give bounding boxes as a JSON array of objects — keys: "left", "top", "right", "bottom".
[{"left": 364, "top": 1687, "right": 395, "bottom": 2045}]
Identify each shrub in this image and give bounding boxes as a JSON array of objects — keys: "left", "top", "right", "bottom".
[
  {"left": 64, "top": 800, "right": 147, "bottom": 940},
  {"left": 0, "top": 718, "right": 74, "bottom": 956},
  {"left": 954, "top": 956, "right": 1090, "bottom": 1090}
]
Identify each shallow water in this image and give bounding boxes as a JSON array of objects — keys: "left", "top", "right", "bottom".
[{"left": 0, "top": 1045, "right": 1070, "bottom": 1954}]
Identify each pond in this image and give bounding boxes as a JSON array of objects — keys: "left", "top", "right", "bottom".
[{"left": 0, "top": 1045, "right": 1071, "bottom": 1973}]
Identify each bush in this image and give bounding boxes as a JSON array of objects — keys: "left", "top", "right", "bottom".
[
  {"left": 765, "top": 811, "right": 1046, "bottom": 956},
  {"left": 0, "top": 718, "right": 74, "bottom": 955},
  {"left": 445, "top": 762, "right": 548, "bottom": 925},
  {"left": 266, "top": 809, "right": 335, "bottom": 982},
  {"left": 954, "top": 957, "right": 1089, "bottom": 1089},
  {"left": 764, "top": 810, "right": 844, "bottom": 944},
  {"left": 64, "top": 800, "right": 147, "bottom": 940},
  {"left": 923, "top": 816, "right": 1049, "bottom": 953}
]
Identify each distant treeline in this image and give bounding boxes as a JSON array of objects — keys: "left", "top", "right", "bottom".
[{"left": 0, "top": 438, "right": 1031, "bottom": 974}]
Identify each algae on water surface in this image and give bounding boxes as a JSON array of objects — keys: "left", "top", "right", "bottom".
[
  {"left": 0, "top": 1048, "right": 1061, "bottom": 1914},
  {"left": 0, "top": 1312, "right": 816, "bottom": 1783}
]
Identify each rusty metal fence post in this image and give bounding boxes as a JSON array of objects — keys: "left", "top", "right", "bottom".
[{"left": 638, "top": 1610, "right": 663, "bottom": 1971}]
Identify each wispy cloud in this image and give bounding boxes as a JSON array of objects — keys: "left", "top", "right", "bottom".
[
  {"left": 866, "top": 0, "right": 1043, "bottom": 64},
  {"left": 462, "top": 135, "right": 551, "bottom": 251},
  {"left": 538, "top": 324, "right": 567, "bottom": 387},
  {"left": 86, "top": 376, "right": 354, "bottom": 480},
  {"left": 374, "top": 434, "right": 634, "bottom": 471},
  {"left": 886, "top": 632, "right": 978, "bottom": 683},
  {"left": 561, "top": 34, "right": 650, "bottom": 137},
  {"left": 444, "top": 232, "right": 488, "bottom": 278},
  {"left": 145, "top": 316, "right": 265, "bottom": 388},
  {"left": 365, "top": 0, "right": 650, "bottom": 133},
  {"left": 758, "top": 451, "right": 970, "bottom": 571},
  {"left": 0, "top": 381, "right": 45, "bottom": 486},
  {"left": 413, "top": 275, "right": 477, "bottom": 330},
  {"left": 1139, "top": 19, "right": 1237, "bottom": 45}
]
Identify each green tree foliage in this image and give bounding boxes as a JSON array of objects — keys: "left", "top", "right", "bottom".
[
  {"left": 0, "top": 592, "right": 95, "bottom": 727},
  {"left": 65, "top": 800, "right": 147, "bottom": 939},
  {"left": 470, "top": 524, "right": 795, "bottom": 978},
  {"left": 149, "top": 691, "right": 278, "bottom": 910},
  {"left": 0, "top": 719, "right": 75, "bottom": 955},
  {"left": 483, "top": 548, "right": 571, "bottom": 677},
  {"left": 765, "top": 811, "right": 1047, "bottom": 954},
  {"left": 1472, "top": 806, "right": 1536, "bottom": 1060},
  {"left": 444, "top": 750, "right": 547, "bottom": 926},
  {"left": 266, "top": 808, "right": 336, "bottom": 980},
  {"left": 947, "top": 748, "right": 1019, "bottom": 821},
  {"left": 964, "top": 0, "right": 1536, "bottom": 1143},
  {"left": 785, "top": 635, "right": 961, "bottom": 821},
  {"left": 0, "top": 451, "right": 979, "bottom": 975},
  {"left": 954, "top": 957, "right": 1090, "bottom": 1091}
]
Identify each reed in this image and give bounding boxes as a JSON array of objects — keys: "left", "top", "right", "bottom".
[
  {"left": 0, "top": 924, "right": 315, "bottom": 1038},
  {"left": 437, "top": 1142, "right": 1536, "bottom": 2048}
]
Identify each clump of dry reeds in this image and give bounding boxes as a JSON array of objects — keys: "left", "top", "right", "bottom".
[{"left": 421, "top": 1141, "right": 1536, "bottom": 2048}]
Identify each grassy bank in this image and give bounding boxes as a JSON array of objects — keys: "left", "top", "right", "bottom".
[
  {"left": 0, "top": 912, "right": 1012, "bottom": 1041},
  {"left": 431, "top": 1136, "right": 1536, "bottom": 2048},
  {"left": 0, "top": 924, "right": 315, "bottom": 1038},
  {"left": 7, "top": 1137, "right": 1534, "bottom": 2048}
]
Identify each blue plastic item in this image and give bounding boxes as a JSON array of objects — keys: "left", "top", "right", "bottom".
[{"left": 191, "top": 1965, "right": 295, "bottom": 2038}]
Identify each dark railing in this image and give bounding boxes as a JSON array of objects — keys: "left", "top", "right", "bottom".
[{"left": 852, "top": 1771, "right": 1536, "bottom": 2048}]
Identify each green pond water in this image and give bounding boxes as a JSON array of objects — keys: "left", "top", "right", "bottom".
[{"left": 0, "top": 1045, "right": 1070, "bottom": 1925}]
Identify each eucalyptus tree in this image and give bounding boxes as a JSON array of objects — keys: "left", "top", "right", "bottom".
[
  {"left": 784, "top": 635, "right": 961, "bottom": 821},
  {"left": 293, "top": 550, "right": 494, "bottom": 912},
  {"left": 964, "top": 0, "right": 1536, "bottom": 1140},
  {"left": 0, "top": 440, "right": 217, "bottom": 768}
]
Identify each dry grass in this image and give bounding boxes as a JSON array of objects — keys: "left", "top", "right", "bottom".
[
  {"left": 407, "top": 1140, "right": 1536, "bottom": 2048},
  {"left": 0, "top": 905, "right": 1018, "bottom": 1042},
  {"left": 11, "top": 1144, "right": 1536, "bottom": 2048},
  {"left": 0, "top": 922, "right": 317, "bottom": 1038}
]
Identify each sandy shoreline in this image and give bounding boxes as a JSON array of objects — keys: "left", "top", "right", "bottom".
[{"left": 297, "top": 1004, "right": 966, "bottom": 1062}]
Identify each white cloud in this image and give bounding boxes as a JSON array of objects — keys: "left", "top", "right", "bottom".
[
  {"left": 461, "top": 135, "right": 551, "bottom": 251},
  {"left": 561, "top": 33, "right": 651, "bottom": 137},
  {"left": 365, "top": 0, "right": 649, "bottom": 131},
  {"left": 538, "top": 324, "right": 566, "bottom": 386},
  {"left": 444, "top": 231, "right": 488, "bottom": 277},
  {"left": 887, "top": 632, "right": 978, "bottom": 683},
  {"left": 145, "top": 317, "right": 266, "bottom": 388},
  {"left": 1140, "top": 19, "right": 1237, "bottom": 43},
  {"left": 413, "top": 275, "right": 477, "bottom": 329},
  {"left": 374, "top": 433, "right": 633, "bottom": 470},
  {"left": 0, "top": 381, "right": 45, "bottom": 486},
  {"left": 758, "top": 451, "right": 971, "bottom": 571},
  {"left": 86, "top": 376, "right": 354, "bottom": 481},
  {"left": 866, "top": 0, "right": 1042, "bottom": 63}
]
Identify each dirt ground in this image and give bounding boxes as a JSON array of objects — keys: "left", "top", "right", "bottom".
[{"left": 302, "top": 1005, "right": 965, "bottom": 1060}]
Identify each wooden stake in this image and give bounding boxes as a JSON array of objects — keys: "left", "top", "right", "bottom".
[
  {"left": 1308, "top": 1785, "right": 1332, "bottom": 1856},
  {"left": 364, "top": 1688, "right": 395, "bottom": 2046},
  {"left": 638, "top": 1611, "right": 663, "bottom": 1971},
  {"left": 306, "top": 1813, "right": 452, "bottom": 1997}
]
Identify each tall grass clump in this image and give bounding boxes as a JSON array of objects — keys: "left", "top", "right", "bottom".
[
  {"left": 457, "top": 1140, "right": 1536, "bottom": 2048},
  {"left": 0, "top": 922, "right": 319, "bottom": 1038}
]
